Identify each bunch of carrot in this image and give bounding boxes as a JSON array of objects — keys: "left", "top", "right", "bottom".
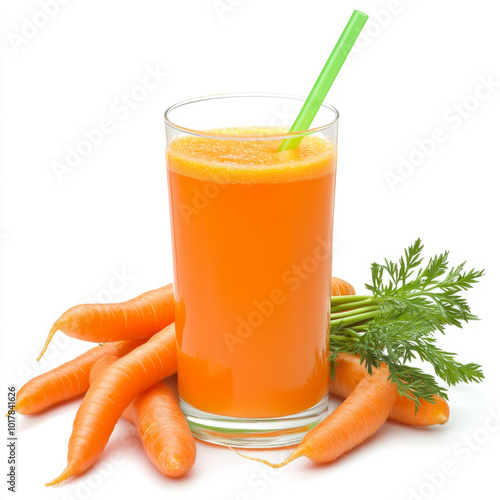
[{"left": 13, "top": 278, "right": 449, "bottom": 485}]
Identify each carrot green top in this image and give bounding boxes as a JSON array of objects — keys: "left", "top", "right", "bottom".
[{"left": 167, "top": 127, "right": 336, "bottom": 184}]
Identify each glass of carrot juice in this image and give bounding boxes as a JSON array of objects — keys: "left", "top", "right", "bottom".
[{"left": 164, "top": 94, "right": 339, "bottom": 447}]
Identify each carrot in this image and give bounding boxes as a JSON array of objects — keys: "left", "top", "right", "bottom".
[
  {"left": 329, "top": 278, "right": 449, "bottom": 424},
  {"left": 132, "top": 382, "right": 195, "bottom": 477},
  {"left": 238, "top": 366, "right": 398, "bottom": 467},
  {"left": 15, "top": 340, "right": 145, "bottom": 415},
  {"left": 45, "top": 323, "right": 177, "bottom": 486},
  {"left": 388, "top": 391, "right": 449, "bottom": 426},
  {"left": 330, "top": 352, "right": 449, "bottom": 426},
  {"left": 89, "top": 355, "right": 123, "bottom": 387},
  {"left": 89, "top": 356, "right": 196, "bottom": 477},
  {"left": 331, "top": 276, "right": 356, "bottom": 296},
  {"left": 38, "top": 283, "right": 175, "bottom": 360}
]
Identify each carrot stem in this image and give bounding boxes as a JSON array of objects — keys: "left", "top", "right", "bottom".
[
  {"left": 330, "top": 310, "right": 380, "bottom": 328},
  {"left": 330, "top": 298, "right": 375, "bottom": 312},
  {"left": 348, "top": 325, "right": 367, "bottom": 331},
  {"left": 330, "top": 335, "right": 358, "bottom": 343},
  {"left": 330, "top": 305, "right": 379, "bottom": 320},
  {"left": 331, "top": 295, "right": 371, "bottom": 304}
]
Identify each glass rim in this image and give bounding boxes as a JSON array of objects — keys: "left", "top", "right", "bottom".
[{"left": 164, "top": 92, "right": 339, "bottom": 140}]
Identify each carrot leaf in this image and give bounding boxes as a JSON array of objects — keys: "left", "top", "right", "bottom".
[{"left": 329, "top": 239, "right": 485, "bottom": 407}]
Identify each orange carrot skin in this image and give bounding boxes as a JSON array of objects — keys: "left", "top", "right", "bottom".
[
  {"left": 47, "top": 324, "right": 177, "bottom": 486},
  {"left": 90, "top": 356, "right": 195, "bottom": 477},
  {"left": 389, "top": 392, "right": 449, "bottom": 426},
  {"left": 329, "top": 353, "right": 367, "bottom": 398},
  {"left": 130, "top": 382, "right": 196, "bottom": 477},
  {"left": 89, "top": 356, "right": 134, "bottom": 423},
  {"left": 297, "top": 367, "right": 398, "bottom": 463},
  {"left": 331, "top": 277, "right": 355, "bottom": 296},
  {"left": 237, "top": 366, "right": 399, "bottom": 469},
  {"left": 51, "top": 284, "right": 174, "bottom": 344},
  {"left": 330, "top": 353, "right": 449, "bottom": 426},
  {"left": 15, "top": 340, "right": 144, "bottom": 415},
  {"left": 89, "top": 356, "right": 122, "bottom": 389}
]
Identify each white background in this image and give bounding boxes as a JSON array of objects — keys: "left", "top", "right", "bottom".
[{"left": 1, "top": 1, "right": 500, "bottom": 499}]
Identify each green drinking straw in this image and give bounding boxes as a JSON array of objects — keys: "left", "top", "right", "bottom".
[{"left": 279, "top": 9, "right": 369, "bottom": 151}]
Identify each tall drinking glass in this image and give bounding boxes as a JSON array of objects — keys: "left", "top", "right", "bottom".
[{"left": 165, "top": 94, "right": 339, "bottom": 447}]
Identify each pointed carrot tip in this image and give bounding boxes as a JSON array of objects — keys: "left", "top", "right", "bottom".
[
  {"left": 229, "top": 447, "right": 293, "bottom": 469},
  {"left": 45, "top": 463, "right": 75, "bottom": 487},
  {"left": 37, "top": 323, "right": 60, "bottom": 361}
]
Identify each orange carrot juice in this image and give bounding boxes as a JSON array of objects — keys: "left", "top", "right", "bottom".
[{"left": 167, "top": 127, "right": 336, "bottom": 418}]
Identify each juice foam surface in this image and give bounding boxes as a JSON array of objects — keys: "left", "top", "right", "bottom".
[{"left": 167, "top": 126, "right": 336, "bottom": 184}]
